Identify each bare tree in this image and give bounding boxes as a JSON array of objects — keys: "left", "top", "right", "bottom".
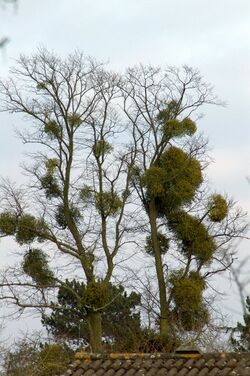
[
  {"left": 121, "top": 64, "right": 247, "bottom": 344},
  {"left": 0, "top": 53, "right": 247, "bottom": 352},
  {"left": 0, "top": 49, "right": 137, "bottom": 351}
]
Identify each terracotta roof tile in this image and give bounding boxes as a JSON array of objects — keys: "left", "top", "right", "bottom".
[{"left": 61, "top": 353, "right": 250, "bottom": 376}]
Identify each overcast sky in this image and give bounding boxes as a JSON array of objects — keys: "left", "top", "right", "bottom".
[{"left": 0, "top": 0, "right": 249, "bottom": 337}]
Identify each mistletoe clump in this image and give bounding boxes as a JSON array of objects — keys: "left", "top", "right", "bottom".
[
  {"left": 157, "top": 101, "right": 196, "bottom": 140},
  {"left": 55, "top": 204, "right": 81, "bottom": 229},
  {"left": 181, "top": 118, "right": 197, "bottom": 136},
  {"left": 162, "top": 118, "right": 197, "bottom": 139},
  {"left": 44, "top": 120, "right": 60, "bottom": 139},
  {"left": 157, "top": 100, "right": 181, "bottom": 121},
  {"left": 41, "top": 158, "right": 61, "bottom": 199},
  {"left": 45, "top": 158, "right": 59, "bottom": 174},
  {"left": 0, "top": 211, "right": 18, "bottom": 235},
  {"left": 168, "top": 211, "right": 216, "bottom": 263},
  {"left": 79, "top": 185, "right": 93, "bottom": 201},
  {"left": 85, "top": 281, "right": 111, "bottom": 309},
  {"left": 173, "top": 302, "right": 209, "bottom": 331},
  {"left": 16, "top": 214, "right": 38, "bottom": 244},
  {"left": 67, "top": 113, "right": 82, "bottom": 127},
  {"left": 170, "top": 272, "right": 205, "bottom": 311},
  {"left": 49, "top": 279, "right": 111, "bottom": 311},
  {"left": 143, "top": 166, "right": 166, "bottom": 199},
  {"left": 0, "top": 211, "right": 49, "bottom": 244},
  {"left": 95, "top": 191, "right": 122, "bottom": 217},
  {"left": 170, "top": 272, "right": 208, "bottom": 330},
  {"left": 22, "top": 248, "right": 55, "bottom": 287},
  {"left": 41, "top": 173, "right": 61, "bottom": 198},
  {"left": 92, "top": 140, "right": 113, "bottom": 158},
  {"left": 208, "top": 194, "right": 228, "bottom": 222},
  {"left": 144, "top": 146, "right": 203, "bottom": 214},
  {"left": 159, "top": 147, "right": 202, "bottom": 210}
]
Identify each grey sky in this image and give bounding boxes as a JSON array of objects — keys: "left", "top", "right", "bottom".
[{"left": 0, "top": 0, "right": 249, "bottom": 336}]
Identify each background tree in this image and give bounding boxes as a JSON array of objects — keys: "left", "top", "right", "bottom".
[
  {"left": 2, "top": 336, "right": 73, "bottom": 376},
  {"left": 122, "top": 65, "right": 247, "bottom": 346},
  {"left": 231, "top": 296, "right": 250, "bottom": 352},
  {"left": 42, "top": 281, "right": 142, "bottom": 351},
  {"left": 0, "top": 49, "right": 137, "bottom": 352}
]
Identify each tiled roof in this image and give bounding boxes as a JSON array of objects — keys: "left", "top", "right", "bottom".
[{"left": 61, "top": 352, "right": 250, "bottom": 375}]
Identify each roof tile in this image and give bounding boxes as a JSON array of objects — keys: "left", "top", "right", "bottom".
[
  {"left": 61, "top": 353, "right": 250, "bottom": 376},
  {"left": 166, "top": 367, "right": 179, "bottom": 375},
  {"left": 123, "top": 369, "right": 136, "bottom": 376},
  {"left": 146, "top": 367, "right": 160, "bottom": 376},
  {"left": 207, "top": 367, "right": 220, "bottom": 376},
  {"left": 157, "top": 368, "right": 170, "bottom": 376},
  {"left": 72, "top": 369, "right": 84, "bottom": 376},
  {"left": 104, "top": 369, "right": 116, "bottom": 376},
  {"left": 186, "top": 368, "right": 199, "bottom": 376},
  {"left": 197, "top": 367, "right": 209, "bottom": 376},
  {"left": 115, "top": 369, "right": 126, "bottom": 376},
  {"left": 195, "top": 359, "right": 206, "bottom": 369},
  {"left": 86, "top": 370, "right": 93, "bottom": 376},
  {"left": 177, "top": 367, "right": 189, "bottom": 376}
]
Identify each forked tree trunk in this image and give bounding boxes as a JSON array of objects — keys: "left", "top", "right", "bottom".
[
  {"left": 87, "top": 311, "right": 102, "bottom": 352},
  {"left": 148, "top": 199, "right": 169, "bottom": 343}
]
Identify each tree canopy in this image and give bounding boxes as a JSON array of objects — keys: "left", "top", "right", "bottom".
[{"left": 0, "top": 50, "right": 246, "bottom": 352}]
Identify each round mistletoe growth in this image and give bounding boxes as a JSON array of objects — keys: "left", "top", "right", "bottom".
[
  {"left": 181, "top": 117, "right": 197, "bottom": 136},
  {"left": 208, "top": 194, "right": 228, "bottom": 222},
  {"left": 41, "top": 173, "right": 61, "bottom": 199},
  {"left": 143, "top": 166, "right": 166, "bottom": 199},
  {"left": 0, "top": 211, "right": 17, "bottom": 235},
  {"left": 95, "top": 191, "right": 122, "bottom": 217},
  {"left": 23, "top": 248, "right": 54, "bottom": 287},
  {"left": 171, "top": 273, "right": 204, "bottom": 312},
  {"left": 85, "top": 281, "right": 111, "bottom": 309},
  {"left": 92, "top": 140, "right": 113, "bottom": 158},
  {"left": 162, "top": 119, "right": 184, "bottom": 139},
  {"left": 44, "top": 120, "right": 60, "bottom": 139},
  {"left": 16, "top": 214, "right": 37, "bottom": 244},
  {"left": 168, "top": 211, "right": 216, "bottom": 263},
  {"left": 158, "top": 147, "right": 203, "bottom": 212}
]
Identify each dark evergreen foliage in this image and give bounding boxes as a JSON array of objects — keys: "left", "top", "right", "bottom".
[
  {"left": 42, "top": 281, "right": 141, "bottom": 350},
  {"left": 232, "top": 296, "right": 250, "bottom": 351}
]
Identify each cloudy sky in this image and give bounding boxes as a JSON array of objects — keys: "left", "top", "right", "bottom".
[{"left": 0, "top": 0, "right": 249, "bottom": 336}]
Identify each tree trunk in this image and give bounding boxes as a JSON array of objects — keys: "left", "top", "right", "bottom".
[
  {"left": 87, "top": 311, "right": 102, "bottom": 352},
  {"left": 148, "top": 199, "right": 169, "bottom": 342}
]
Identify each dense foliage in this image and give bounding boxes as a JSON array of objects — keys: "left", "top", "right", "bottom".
[
  {"left": 2, "top": 340, "right": 73, "bottom": 376},
  {"left": 42, "top": 281, "right": 141, "bottom": 351}
]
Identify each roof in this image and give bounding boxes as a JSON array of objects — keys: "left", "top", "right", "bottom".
[{"left": 61, "top": 352, "right": 250, "bottom": 375}]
